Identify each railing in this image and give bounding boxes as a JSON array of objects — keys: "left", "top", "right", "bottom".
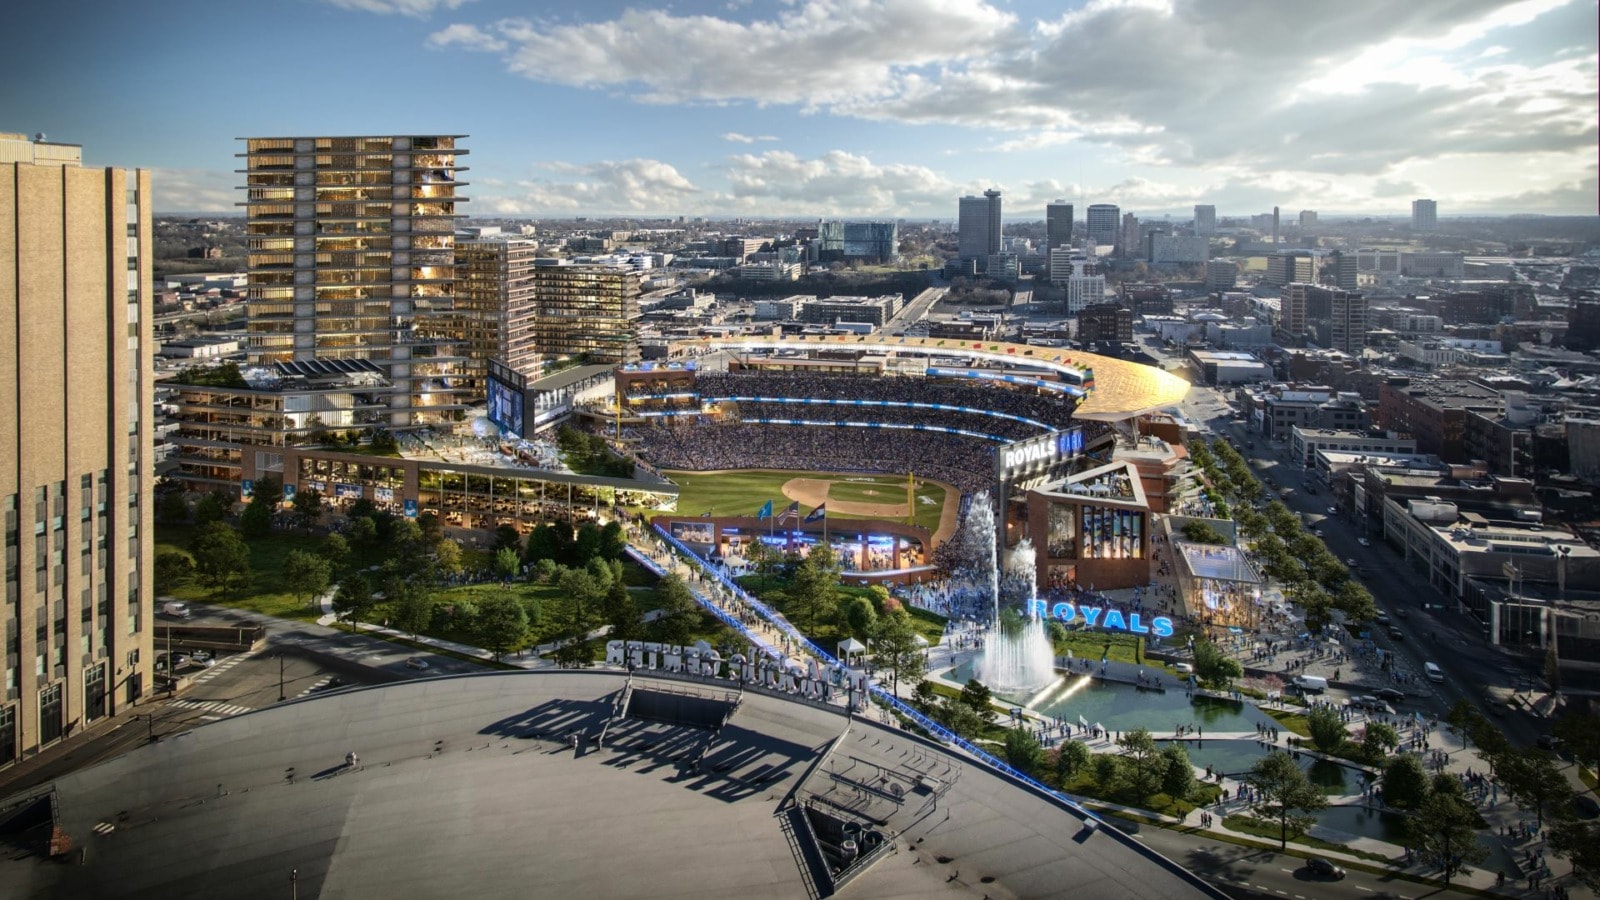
[{"left": 640, "top": 525, "right": 1097, "bottom": 819}]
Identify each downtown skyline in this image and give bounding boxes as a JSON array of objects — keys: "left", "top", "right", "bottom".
[{"left": 1, "top": 0, "right": 1595, "bottom": 219}]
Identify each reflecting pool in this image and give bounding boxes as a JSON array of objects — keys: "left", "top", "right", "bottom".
[{"left": 945, "top": 663, "right": 1278, "bottom": 735}]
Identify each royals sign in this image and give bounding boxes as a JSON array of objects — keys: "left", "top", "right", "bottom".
[
  {"left": 1028, "top": 599, "right": 1174, "bottom": 637},
  {"left": 999, "top": 427, "right": 1085, "bottom": 475}
]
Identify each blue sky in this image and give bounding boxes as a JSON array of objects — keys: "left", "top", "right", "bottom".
[{"left": 3, "top": 0, "right": 1595, "bottom": 219}]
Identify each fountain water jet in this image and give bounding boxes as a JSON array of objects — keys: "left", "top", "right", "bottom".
[{"left": 964, "top": 493, "right": 1056, "bottom": 692}]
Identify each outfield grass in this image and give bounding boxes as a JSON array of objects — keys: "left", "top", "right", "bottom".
[
  {"left": 156, "top": 524, "right": 327, "bottom": 621},
  {"left": 663, "top": 468, "right": 948, "bottom": 532}
]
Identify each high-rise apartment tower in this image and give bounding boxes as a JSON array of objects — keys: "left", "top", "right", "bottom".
[
  {"left": 1193, "top": 204, "right": 1216, "bottom": 236},
  {"left": 958, "top": 190, "right": 1003, "bottom": 267},
  {"left": 1045, "top": 201, "right": 1074, "bottom": 250},
  {"left": 0, "top": 133, "right": 154, "bottom": 767},
  {"left": 1412, "top": 199, "right": 1438, "bottom": 230},
  {"left": 239, "top": 135, "right": 470, "bottom": 427},
  {"left": 1085, "top": 204, "right": 1120, "bottom": 248}
]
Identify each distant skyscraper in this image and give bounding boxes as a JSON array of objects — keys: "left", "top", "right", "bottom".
[
  {"left": 1193, "top": 204, "right": 1217, "bottom": 236},
  {"left": 1412, "top": 199, "right": 1438, "bottom": 230},
  {"left": 1046, "top": 201, "right": 1074, "bottom": 250},
  {"left": 1266, "top": 251, "right": 1316, "bottom": 286},
  {"left": 957, "top": 189, "right": 1003, "bottom": 268},
  {"left": 1272, "top": 207, "right": 1281, "bottom": 245},
  {"left": 1, "top": 132, "right": 154, "bottom": 766},
  {"left": 1085, "top": 204, "right": 1119, "bottom": 248},
  {"left": 1120, "top": 212, "right": 1140, "bottom": 258},
  {"left": 241, "top": 135, "right": 469, "bottom": 427},
  {"left": 1328, "top": 251, "right": 1359, "bottom": 291},
  {"left": 1329, "top": 288, "right": 1368, "bottom": 354},
  {"left": 1282, "top": 282, "right": 1311, "bottom": 336},
  {"left": 1299, "top": 210, "right": 1317, "bottom": 229}
]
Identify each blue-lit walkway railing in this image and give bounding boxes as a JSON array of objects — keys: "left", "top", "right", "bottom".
[
  {"left": 702, "top": 396, "right": 1056, "bottom": 432},
  {"left": 638, "top": 524, "right": 1100, "bottom": 823}
]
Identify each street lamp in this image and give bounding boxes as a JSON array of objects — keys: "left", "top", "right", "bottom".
[{"left": 278, "top": 653, "right": 286, "bottom": 702}]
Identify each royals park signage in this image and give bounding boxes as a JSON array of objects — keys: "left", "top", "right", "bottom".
[{"left": 1027, "top": 598, "right": 1173, "bottom": 637}]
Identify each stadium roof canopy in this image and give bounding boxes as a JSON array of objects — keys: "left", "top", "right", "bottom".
[
  {"left": 0, "top": 671, "right": 1221, "bottom": 900},
  {"left": 680, "top": 335, "right": 1190, "bottom": 422}
]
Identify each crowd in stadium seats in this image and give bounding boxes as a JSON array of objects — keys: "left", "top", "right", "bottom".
[
  {"left": 728, "top": 399, "right": 1041, "bottom": 442},
  {"left": 694, "top": 372, "right": 1079, "bottom": 430},
  {"left": 634, "top": 422, "right": 997, "bottom": 495}
]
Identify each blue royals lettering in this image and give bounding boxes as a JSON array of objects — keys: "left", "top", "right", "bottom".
[{"left": 1028, "top": 599, "right": 1173, "bottom": 638}]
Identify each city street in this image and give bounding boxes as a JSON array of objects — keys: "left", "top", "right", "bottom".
[{"left": 1169, "top": 369, "right": 1547, "bottom": 744}]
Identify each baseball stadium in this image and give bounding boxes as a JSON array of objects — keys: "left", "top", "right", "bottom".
[{"left": 613, "top": 335, "right": 1191, "bottom": 589}]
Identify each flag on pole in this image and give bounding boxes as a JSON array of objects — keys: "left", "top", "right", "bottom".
[
  {"left": 780, "top": 500, "right": 801, "bottom": 521},
  {"left": 1078, "top": 713, "right": 1089, "bottom": 730},
  {"left": 804, "top": 504, "right": 827, "bottom": 523},
  {"left": 757, "top": 499, "right": 773, "bottom": 520}
]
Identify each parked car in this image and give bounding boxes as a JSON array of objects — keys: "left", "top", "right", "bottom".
[
  {"left": 1373, "top": 687, "right": 1406, "bottom": 704},
  {"left": 1326, "top": 506, "right": 1338, "bottom": 515},
  {"left": 404, "top": 657, "right": 430, "bottom": 671},
  {"left": 1345, "top": 558, "right": 1359, "bottom": 567},
  {"left": 1357, "top": 537, "right": 1371, "bottom": 547},
  {"left": 190, "top": 650, "right": 212, "bottom": 663},
  {"left": 1388, "top": 626, "right": 1405, "bottom": 641},
  {"left": 1374, "top": 613, "right": 1392, "bottom": 626},
  {"left": 1305, "top": 857, "right": 1346, "bottom": 880},
  {"left": 1173, "top": 662, "right": 1194, "bottom": 675}
]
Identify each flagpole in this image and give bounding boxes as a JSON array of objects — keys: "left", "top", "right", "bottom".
[{"left": 906, "top": 470, "right": 914, "bottom": 527}]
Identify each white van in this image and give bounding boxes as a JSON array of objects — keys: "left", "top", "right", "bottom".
[
  {"left": 1293, "top": 675, "right": 1328, "bottom": 693},
  {"left": 1424, "top": 662, "right": 1445, "bottom": 683},
  {"left": 160, "top": 601, "right": 190, "bottom": 619}
]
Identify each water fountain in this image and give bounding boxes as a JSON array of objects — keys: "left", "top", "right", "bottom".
[{"left": 967, "top": 493, "right": 1056, "bottom": 692}]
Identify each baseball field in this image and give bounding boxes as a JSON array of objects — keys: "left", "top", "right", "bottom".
[{"left": 662, "top": 469, "right": 958, "bottom": 541}]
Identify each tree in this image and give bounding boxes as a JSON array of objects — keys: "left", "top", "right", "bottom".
[
  {"left": 153, "top": 551, "right": 193, "bottom": 594},
  {"left": 1092, "top": 754, "right": 1123, "bottom": 794},
  {"left": 1004, "top": 726, "right": 1045, "bottom": 776},
  {"left": 1056, "top": 740, "right": 1092, "bottom": 784},
  {"left": 1307, "top": 706, "right": 1347, "bottom": 753},
  {"left": 349, "top": 516, "right": 379, "bottom": 562},
  {"left": 840, "top": 595, "right": 877, "bottom": 639},
  {"left": 493, "top": 546, "right": 521, "bottom": 582},
  {"left": 188, "top": 522, "right": 251, "bottom": 599},
  {"left": 603, "top": 580, "right": 642, "bottom": 643},
  {"left": 433, "top": 538, "right": 462, "bottom": 580},
  {"left": 1192, "top": 638, "right": 1243, "bottom": 689},
  {"left": 911, "top": 679, "right": 938, "bottom": 709},
  {"left": 1408, "top": 782, "right": 1488, "bottom": 886},
  {"left": 788, "top": 544, "right": 842, "bottom": 630},
  {"left": 391, "top": 581, "right": 434, "bottom": 639},
  {"left": 193, "top": 491, "right": 230, "bottom": 527},
  {"left": 745, "top": 538, "right": 781, "bottom": 591},
  {"left": 649, "top": 572, "right": 698, "bottom": 645},
  {"left": 332, "top": 573, "right": 375, "bottom": 632},
  {"left": 1381, "top": 754, "right": 1430, "bottom": 810},
  {"left": 533, "top": 557, "right": 558, "bottom": 584},
  {"left": 1549, "top": 819, "right": 1600, "bottom": 893},
  {"left": 572, "top": 521, "right": 603, "bottom": 565},
  {"left": 1333, "top": 580, "right": 1377, "bottom": 624},
  {"left": 598, "top": 521, "right": 627, "bottom": 561},
  {"left": 491, "top": 524, "right": 523, "bottom": 556},
  {"left": 870, "top": 610, "right": 926, "bottom": 693},
  {"left": 283, "top": 549, "right": 332, "bottom": 609},
  {"left": 475, "top": 593, "right": 530, "bottom": 661},
  {"left": 291, "top": 487, "right": 325, "bottom": 530},
  {"left": 1161, "top": 743, "right": 1196, "bottom": 800},
  {"left": 240, "top": 476, "right": 279, "bottom": 539},
  {"left": 1552, "top": 711, "right": 1600, "bottom": 769},
  {"left": 1116, "top": 727, "right": 1164, "bottom": 801},
  {"left": 958, "top": 678, "right": 997, "bottom": 723},
  {"left": 1359, "top": 722, "right": 1400, "bottom": 763},
  {"left": 1179, "top": 522, "right": 1227, "bottom": 545},
  {"left": 1244, "top": 751, "right": 1327, "bottom": 849},
  {"left": 934, "top": 695, "right": 986, "bottom": 739},
  {"left": 318, "top": 532, "right": 350, "bottom": 571},
  {"left": 157, "top": 491, "right": 189, "bottom": 526},
  {"left": 1499, "top": 747, "right": 1573, "bottom": 829}
]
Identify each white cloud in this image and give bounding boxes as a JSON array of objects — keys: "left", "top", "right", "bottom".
[
  {"left": 150, "top": 168, "right": 236, "bottom": 213},
  {"left": 495, "top": 159, "right": 702, "bottom": 215},
  {"left": 425, "top": 23, "right": 505, "bottom": 52},
  {"left": 324, "top": 0, "right": 474, "bottom": 16},
  {"left": 424, "top": 0, "right": 1595, "bottom": 211},
  {"left": 721, "top": 133, "right": 779, "bottom": 144},
  {"left": 721, "top": 149, "right": 962, "bottom": 216}
]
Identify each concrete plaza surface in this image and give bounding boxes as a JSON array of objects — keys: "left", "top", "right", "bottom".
[{"left": 0, "top": 669, "right": 1220, "bottom": 900}]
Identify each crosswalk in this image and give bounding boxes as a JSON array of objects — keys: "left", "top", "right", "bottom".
[
  {"left": 187, "top": 651, "right": 253, "bottom": 685},
  {"left": 169, "top": 698, "right": 253, "bottom": 718},
  {"left": 297, "top": 676, "right": 335, "bottom": 698}
]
